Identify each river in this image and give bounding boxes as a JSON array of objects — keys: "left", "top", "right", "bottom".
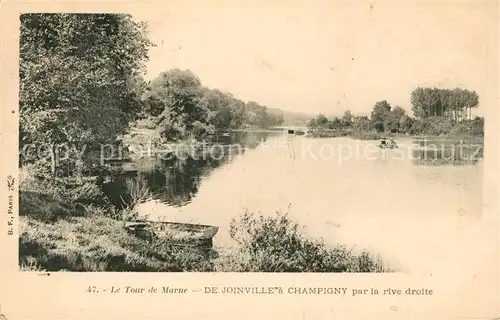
[{"left": 108, "top": 132, "right": 486, "bottom": 274}]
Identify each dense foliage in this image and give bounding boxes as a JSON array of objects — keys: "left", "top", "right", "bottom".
[
  {"left": 411, "top": 87, "right": 479, "bottom": 121},
  {"left": 141, "top": 69, "right": 284, "bottom": 142},
  {"left": 20, "top": 14, "right": 284, "bottom": 175},
  {"left": 20, "top": 13, "right": 152, "bottom": 177},
  {"left": 308, "top": 87, "right": 484, "bottom": 137},
  {"left": 20, "top": 207, "right": 387, "bottom": 272},
  {"left": 223, "top": 210, "right": 388, "bottom": 272}
]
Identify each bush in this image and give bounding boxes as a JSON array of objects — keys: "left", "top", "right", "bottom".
[
  {"left": 21, "top": 173, "right": 104, "bottom": 203},
  {"left": 350, "top": 131, "right": 384, "bottom": 140},
  {"left": 413, "top": 117, "right": 453, "bottom": 136},
  {"left": 306, "top": 129, "right": 386, "bottom": 140},
  {"left": 19, "top": 207, "right": 390, "bottom": 272},
  {"left": 453, "top": 118, "right": 484, "bottom": 137},
  {"left": 219, "top": 209, "right": 389, "bottom": 272},
  {"left": 19, "top": 170, "right": 113, "bottom": 222},
  {"left": 449, "top": 123, "right": 468, "bottom": 136},
  {"left": 134, "top": 117, "right": 158, "bottom": 130},
  {"left": 20, "top": 190, "right": 76, "bottom": 222},
  {"left": 470, "top": 117, "right": 484, "bottom": 136},
  {"left": 306, "top": 129, "right": 343, "bottom": 138}
]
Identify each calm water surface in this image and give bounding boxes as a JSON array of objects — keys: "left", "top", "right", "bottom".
[{"left": 111, "top": 132, "right": 487, "bottom": 274}]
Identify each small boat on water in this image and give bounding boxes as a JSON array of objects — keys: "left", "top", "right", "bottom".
[
  {"left": 295, "top": 130, "right": 305, "bottom": 136},
  {"left": 378, "top": 138, "right": 398, "bottom": 149},
  {"left": 287, "top": 129, "right": 305, "bottom": 135},
  {"left": 123, "top": 220, "right": 219, "bottom": 248}
]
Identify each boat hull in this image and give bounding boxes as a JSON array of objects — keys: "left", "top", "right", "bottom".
[{"left": 123, "top": 220, "right": 219, "bottom": 248}]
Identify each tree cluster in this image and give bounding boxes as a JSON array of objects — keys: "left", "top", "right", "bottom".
[
  {"left": 20, "top": 14, "right": 285, "bottom": 177},
  {"left": 20, "top": 13, "right": 152, "bottom": 176},
  {"left": 411, "top": 87, "right": 479, "bottom": 121},
  {"left": 142, "top": 69, "right": 284, "bottom": 142},
  {"left": 308, "top": 88, "right": 483, "bottom": 137},
  {"left": 308, "top": 110, "right": 353, "bottom": 130}
]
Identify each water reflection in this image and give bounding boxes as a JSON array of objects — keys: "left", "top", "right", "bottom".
[
  {"left": 144, "top": 156, "right": 228, "bottom": 206},
  {"left": 105, "top": 131, "right": 273, "bottom": 208},
  {"left": 410, "top": 138, "right": 484, "bottom": 166},
  {"left": 104, "top": 134, "right": 484, "bottom": 214}
]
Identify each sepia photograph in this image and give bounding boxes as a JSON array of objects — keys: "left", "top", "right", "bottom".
[{"left": 16, "top": 3, "right": 492, "bottom": 276}]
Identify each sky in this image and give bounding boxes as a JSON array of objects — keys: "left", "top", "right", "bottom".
[{"left": 133, "top": 0, "right": 497, "bottom": 117}]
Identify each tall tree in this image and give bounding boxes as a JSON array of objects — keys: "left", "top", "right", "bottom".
[
  {"left": 411, "top": 87, "right": 479, "bottom": 122},
  {"left": 19, "top": 13, "right": 152, "bottom": 176},
  {"left": 383, "top": 112, "right": 400, "bottom": 133},
  {"left": 383, "top": 106, "right": 406, "bottom": 133},
  {"left": 341, "top": 110, "right": 354, "bottom": 127},
  {"left": 200, "top": 89, "right": 233, "bottom": 129},
  {"left": 410, "top": 87, "right": 426, "bottom": 119},
  {"left": 370, "top": 100, "right": 391, "bottom": 132},
  {"left": 353, "top": 116, "right": 371, "bottom": 132},
  {"left": 391, "top": 106, "right": 406, "bottom": 118},
  {"left": 399, "top": 115, "right": 414, "bottom": 133},
  {"left": 464, "top": 90, "right": 479, "bottom": 121},
  {"left": 310, "top": 114, "right": 329, "bottom": 128},
  {"left": 143, "top": 69, "right": 213, "bottom": 141},
  {"left": 329, "top": 117, "right": 342, "bottom": 130}
]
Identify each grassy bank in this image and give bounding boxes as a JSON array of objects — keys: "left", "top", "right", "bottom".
[
  {"left": 306, "top": 129, "right": 406, "bottom": 141},
  {"left": 306, "top": 130, "right": 346, "bottom": 139},
  {"left": 20, "top": 182, "right": 389, "bottom": 272},
  {"left": 20, "top": 214, "right": 215, "bottom": 272},
  {"left": 308, "top": 130, "right": 483, "bottom": 142},
  {"left": 349, "top": 131, "right": 391, "bottom": 140}
]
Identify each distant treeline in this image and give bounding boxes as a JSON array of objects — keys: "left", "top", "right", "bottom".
[
  {"left": 140, "top": 69, "right": 284, "bottom": 141},
  {"left": 308, "top": 88, "right": 484, "bottom": 138}
]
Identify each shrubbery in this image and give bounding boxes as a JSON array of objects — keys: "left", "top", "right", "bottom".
[
  {"left": 349, "top": 131, "right": 386, "bottom": 140},
  {"left": 217, "top": 210, "right": 388, "bottom": 272},
  {"left": 413, "top": 116, "right": 453, "bottom": 136},
  {"left": 20, "top": 171, "right": 108, "bottom": 222},
  {"left": 19, "top": 200, "right": 389, "bottom": 272}
]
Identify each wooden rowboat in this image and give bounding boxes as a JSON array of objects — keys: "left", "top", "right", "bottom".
[{"left": 123, "top": 220, "right": 219, "bottom": 248}]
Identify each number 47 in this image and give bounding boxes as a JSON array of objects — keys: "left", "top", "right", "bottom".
[{"left": 87, "top": 286, "right": 97, "bottom": 293}]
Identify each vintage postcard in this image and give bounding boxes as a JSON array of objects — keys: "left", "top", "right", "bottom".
[{"left": 1, "top": 0, "right": 498, "bottom": 319}]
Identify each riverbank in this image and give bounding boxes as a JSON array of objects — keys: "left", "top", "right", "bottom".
[
  {"left": 306, "top": 129, "right": 405, "bottom": 140},
  {"left": 19, "top": 214, "right": 215, "bottom": 272},
  {"left": 19, "top": 174, "right": 389, "bottom": 272},
  {"left": 120, "top": 126, "right": 279, "bottom": 158},
  {"left": 307, "top": 129, "right": 483, "bottom": 142},
  {"left": 19, "top": 212, "right": 389, "bottom": 272}
]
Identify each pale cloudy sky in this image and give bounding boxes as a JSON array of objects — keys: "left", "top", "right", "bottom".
[{"left": 133, "top": 0, "right": 497, "bottom": 117}]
